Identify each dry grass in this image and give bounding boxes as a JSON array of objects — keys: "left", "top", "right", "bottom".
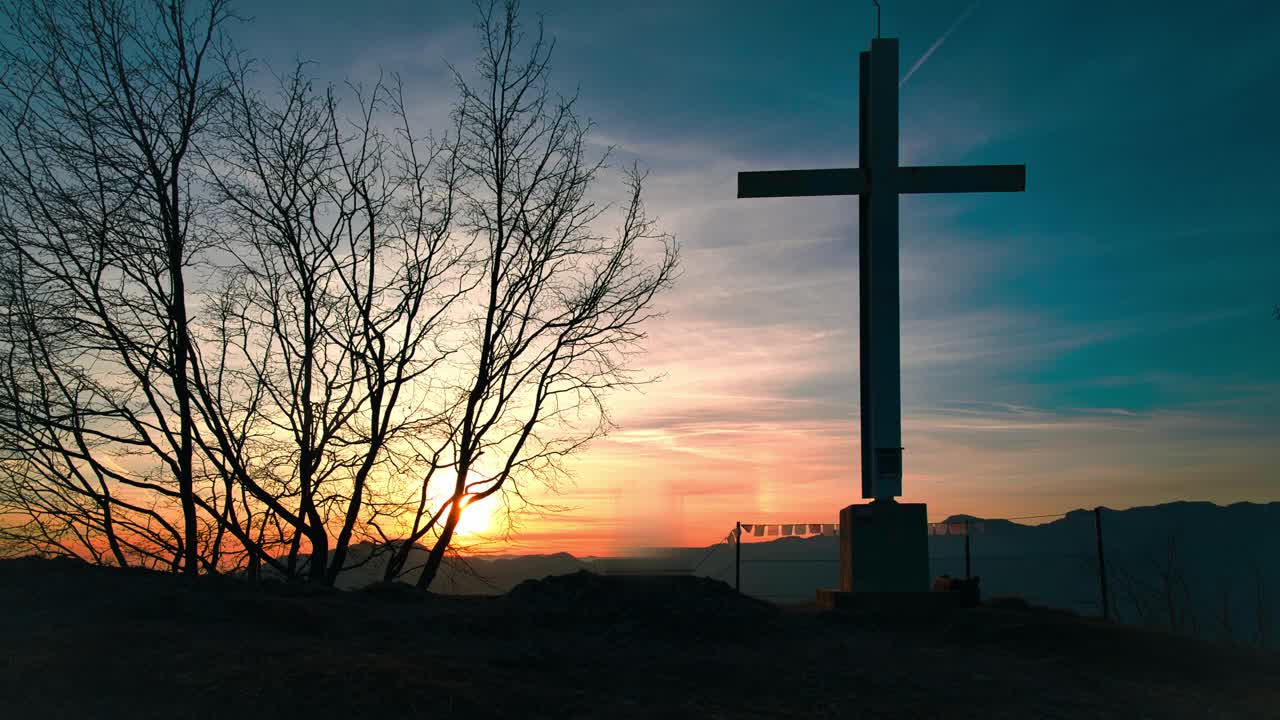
[{"left": 2, "top": 557, "right": 1277, "bottom": 719}]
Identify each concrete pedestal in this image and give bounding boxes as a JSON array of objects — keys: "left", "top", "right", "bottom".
[{"left": 816, "top": 501, "right": 929, "bottom": 607}]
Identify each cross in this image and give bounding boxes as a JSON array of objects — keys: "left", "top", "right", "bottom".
[{"left": 738, "top": 38, "right": 1025, "bottom": 502}]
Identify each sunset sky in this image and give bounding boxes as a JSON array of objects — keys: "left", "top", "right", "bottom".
[{"left": 237, "top": 0, "right": 1279, "bottom": 555}]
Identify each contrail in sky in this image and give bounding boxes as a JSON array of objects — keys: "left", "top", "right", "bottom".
[{"left": 899, "top": 0, "right": 981, "bottom": 89}]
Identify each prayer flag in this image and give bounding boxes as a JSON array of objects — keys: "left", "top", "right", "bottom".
[
  {"left": 753, "top": 525, "right": 765, "bottom": 537},
  {"left": 782, "top": 525, "right": 793, "bottom": 536},
  {"left": 741, "top": 524, "right": 753, "bottom": 532},
  {"left": 808, "top": 524, "right": 822, "bottom": 535},
  {"left": 949, "top": 522, "right": 965, "bottom": 535},
  {"left": 823, "top": 523, "right": 837, "bottom": 536},
  {"left": 767, "top": 525, "right": 779, "bottom": 536}
]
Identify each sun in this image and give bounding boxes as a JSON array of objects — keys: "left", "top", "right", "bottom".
[{"left": 454, "top": 495, "right": 499, "bottom": 537}]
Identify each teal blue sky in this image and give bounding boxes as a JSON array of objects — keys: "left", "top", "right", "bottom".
[{"left": 232, "top": 1, "right": 1276, "bottom": 545}]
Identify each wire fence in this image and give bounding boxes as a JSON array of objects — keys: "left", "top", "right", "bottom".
[{"left": 684, "top": 505, "right": 1277, "bottom": 649}]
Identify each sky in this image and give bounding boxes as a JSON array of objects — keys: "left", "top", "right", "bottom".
[{"left": 235, "top": 0, "right": 1279, "bottom": 555}]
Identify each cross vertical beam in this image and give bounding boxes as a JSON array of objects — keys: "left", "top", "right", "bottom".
[
  {"left": 735, "top": 37, "right": 1024, "bottom": 508},
  {"left": 858, "top": 49, "right": 873, "bottom": 502},
  {"left": 862, "top": 38, "right": 902, "bottom": 501}
]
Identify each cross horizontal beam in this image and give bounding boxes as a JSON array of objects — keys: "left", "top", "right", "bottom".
[
  {"left": 737, "top": 164, "right": 1025, "bottom": 199},
  {"left": 897, "top": 164, "right": 1026, "bottom": 194},
  {"left": 737, "top": 168, "right": 865, "bottom": 198}
]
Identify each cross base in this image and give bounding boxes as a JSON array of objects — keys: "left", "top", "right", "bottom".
[{"left": 835, "top": 501, "right": 930, "bottom": 594}]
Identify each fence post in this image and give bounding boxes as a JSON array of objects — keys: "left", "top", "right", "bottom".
[
  {"left": 964, "top": 518, "right": 972, "bottom": 579},
  {"left": 1094, "top": 506, "right": 1109, "bottom": 621},
  {"left": 735, "top": 521, "right": 742, "bottom": 593}
]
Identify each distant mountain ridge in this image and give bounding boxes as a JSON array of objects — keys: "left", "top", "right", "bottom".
[
  {"left": 286, "top": 501, "right": 1275, "bottom": 645},
  {"left": 708, "top": 500, "right": 1278, "bottom": 646}
]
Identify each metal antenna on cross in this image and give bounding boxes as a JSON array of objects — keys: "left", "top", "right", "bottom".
[{"left": 872, "top": 1, "right": 882, "bottom": 38}]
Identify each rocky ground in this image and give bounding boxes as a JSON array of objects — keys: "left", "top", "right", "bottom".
[{"left": 2, "top": 557, "right": 1277, "bottom": 719}]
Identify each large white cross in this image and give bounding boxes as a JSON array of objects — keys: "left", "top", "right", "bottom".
[{"left": 738, "top": 38, "right": 1026, "bottom": 501}]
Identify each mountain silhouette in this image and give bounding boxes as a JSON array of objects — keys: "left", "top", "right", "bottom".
[{"left": 311, "top": 501, "right": 1276, "bottom": 646}]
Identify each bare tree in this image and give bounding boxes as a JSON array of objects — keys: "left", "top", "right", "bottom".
[
  {"left": 1105, "top": 529, "right": 1207, "bottom": 638},
  {"left": 0, "top": 0, "right": 234, "bottom": 574},
  {"left": 194, "top": 60, "right": 468, "bottom": 584},
  {"left": 390, "top": 0, "right": 679, "bottom": 590},
  {"left": 0, "top": 0, "right": 677, "bottom": 586},
  {"left": 1153, "top": 532, "right": 1198, "bottom": 636},
  {"left": 1250, "top": 553, "right": 1272, "bottom": 649},
  {"left": 1217, "top": 578, "right": 1235, "bottom": 645},
  {"left": 1108, "top": 559, "right": 1155, "bottom": 627}
]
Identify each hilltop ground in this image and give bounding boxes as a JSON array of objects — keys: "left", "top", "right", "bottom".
[{"left": 2, "top": 557, "right": 1276, "bottom": 719}]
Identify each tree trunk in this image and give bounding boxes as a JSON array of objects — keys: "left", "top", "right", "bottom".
[
  {"left": 416, "top": 498, "right": 463, "bottom": 590},
  {"left": 168, "top": 243, "right": 199, "bottom": 577}
]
